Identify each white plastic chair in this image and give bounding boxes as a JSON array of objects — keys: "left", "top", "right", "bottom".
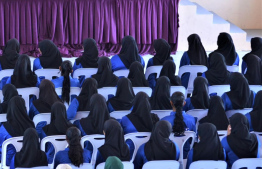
[
  {"left": 110, "top": 111, "right": 131, "bottom": 120},
  {"left": 231, "top": 158, "right": 262, "bottom": 169},
  {"left": 217, "top": 130, "right": 227, "bottom": 141},
  {"left": 170, "top": 86, "right": 187, "bottom": 98},
  {"left": 178, "top": 65, "right": 207, "bottom": 94},
  {"left": 151, "top": 110, "right": 172, "bottom": 119},
  {"left": 145, "top": 66, "right": 163, "bottom": 80},
  {"left": 97, "top": 87, "right": 117, "bottom": 101},
  {"left": 0, "top": 90, "right": 3, "bottom": 103},
  {"left": 17, "top": 87, "right": 39, "bottom": 112},
  {"left": 186, "top": 109, "right": 208, "bottom": 129},
  {"left": 0, "top": 114, "right": 6, "bottom": 123},
  {"left": 189, "top": 160, "right": 227, "bottom": 169},
  {"left": 0, "top": 69, "right": 13, "bottom": 80},
  {"left": 208, "top": 85, "right": 230, "bottom": 97},
  {"left": 33, "top": 113, "right": 51, "bottom": 127},
  {"left": 142, "top": 160, "right": 179, "bottom": 169},
  {"left": 35, "top": 69, "right": 60, "bottom": 80},
  {"left": 252, "top": 132, "right": 262, "bottom": 157},
  {"left": 133, "top": 87, "right": 152, "bottom": 97},
  {"left": 70, "top": 111, "right": 90, "bottom": 123},
  {"left": 55, "top": 87, "right": 81, "bottom": 103},
  {"left": 16, "top": 167, "right": 49, "bottom": 169},
  {"left": 113, "top": 69, "right": 129, "bottom": 77},
  {"left": 226, "top": 108, "right": 252, "bottom": 118},
  {"left": 73, "top": 68, "right": 98, "bottom": 79},
  {"left": 96, "top": 162, "right": 134, "bottom": 169},
  {"left": 226, "top": 66, "right": 239, "bottom": 72},
  {"left": 69, "top": 163, "right": 92, "bottom": 169},
  {"left": 249, "top": 85, "right": 262, "bottom": 93}
]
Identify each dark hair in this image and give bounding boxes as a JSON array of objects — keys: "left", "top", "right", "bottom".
[
  {"left": 170, "top": 92, "right": 185, "bottom": 135},
  {"left": 66, "top": 127, "right": 83, "bottom": 167},
  {"left": 61, "top": 60, "right": 72, "bottom": 104}
]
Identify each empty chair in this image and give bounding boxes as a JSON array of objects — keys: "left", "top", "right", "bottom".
[
  {"left": 226, "top": 108, "right": 252, "bottom": 118},
  {"left": 133, "top": 87, "right": 152, "bottom": 96},
  {"left": 17, "top": 87, "right": 39, "bottom": 112},
  {"left": 113, "top": 69, "right": 130, "bottom": 77},
  {"left": 145, "top": 66, "right": 163, "bottom": 80},
  {"left": 226, "top": 66, "right": 239, "bottom": 72},
  {"left": 97, "top": 87, "right": 117, "bottom": 101},
  {"left": 208, "top": 85, "right": 230, "bottom": 97},
  {"left": 231, "top": 158, "right": 262, "bottom": 169},
  {"left": 142, "top": 160, "right": 179, "bottom": 169},
  {"left": 170, "top": 86, "right": 187, "bottom": 97},
  {"left": 73, "top": 68, "right": 98, "bottom": 79},
  {"left": 189, "top": 161, "right": 227, "bottom": 169},
  {"left": 96, "top": 161, "right": 134, "bottom": 169},
  {"left": 35, "top": 69, "right": 60, "bottom": 80}
]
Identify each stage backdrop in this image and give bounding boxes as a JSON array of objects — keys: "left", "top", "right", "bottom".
[{"left": 0, "top": 0, "right": 179, "bottom": 57}]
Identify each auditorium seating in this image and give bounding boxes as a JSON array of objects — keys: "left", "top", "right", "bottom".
[
  {"left": 145, "top": 66, "right": 163, "bottom": 80},
  {"left": 110, "top": 110, "right": 172, "bottom": 120},
  {"left": 217, "top": 130, "right": 227, "bottom": 141},
  {"left": 133, "top": 87, "right": 152, "bottom": 96},
  {"left": 0, "top": 69, "right": 13, "bottom": 81},
  {"left": 249, "top": 85, "right": 262, "bottom": 93},
  {"left": 113, "top": 69, "right": 129, "bottom": 78},
  {"left": 226, "top": 66, "right": 239, "bottom": 72},
  {"left": 0, "top": 114, "right": 7, "bottom": 123},
  {"left": 186, "top": 109, "right": 208, "bottom": 128},
  {"left": 142, "top": 160, "right": 179, "bottom": 169},
  {"left": 72, "top": 68, "right": 98, "bottom": 79},
  {"left": 189, "top": 160, "right": 227, "bottom": 169},
  {"left": 96, "top": 162, "right": 134, "bottom": 169},
  {"left": 17, "top": 87, "right": 39, "bottom": 112},
  {"left": 170, "top": 86, "right": 187, "bottom": 98},
  {"left": 208, "top": 85, "right": 230, "bottom": 97},
  {"left": 69, "top": 163, "right": 92, "bottom": 169},
  {"left": 231, "top": 158, "right": 262, "bottom": 169},
  {"left": 35, "top": 69, "right": 60, "bottom": 80},
  {"left": 225, "top": 108, "right": 252, "bottom": 118}
]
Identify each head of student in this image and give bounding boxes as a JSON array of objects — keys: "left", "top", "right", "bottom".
[
  {"left": 0, "top": 38, "right": 20, "bottom": 69},
  {"left": 105, "top": 156, "right": 123, "bottom": 169},
  {"left": 0, "top": 84, "right": 18, "bottom": 113},
  {"left": 153, "top": 39, "right": 172, "bottom": 65}
]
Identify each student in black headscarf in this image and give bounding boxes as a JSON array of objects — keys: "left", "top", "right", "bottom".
[
  {"left": 202, "top": 52, "right": 230, "bottom": 85},
  {"left": 186, "top": 123, "right": 225, "bottom": 169},
  {"left": 10, "top": 128, "right": 48, "bottom": 168},
  {"left": 221, "top": 72, "right": 256, "bottom": 111},
  {"left": 242, "top": 54, "right": 262, "bottom": 85},
  {"left": 33, "top": 39, "right": 62, "bottom": 71},
  {"left": 184, "top": 77, "right": 209, "bottom": 112},
  {"left": 92, "top": 57, "right": 118, "bottom": 88},
  {"left": 0, "top": 39, "right": 20, "bottom": 70},
  {"left": 150, "top": 76, "right": 172, "bottom": 110},
  {"left": 0, "top": 84, "right": 18, "bottom": 114},
  {"left": 107, "top": 78, "right": 135, "bottom": 113},
  {"left": 159, "top": 60, "right": 181, "bottom": 86},
  {"left": 128, "top": 61, "right": 148, "bottom": 87},
  {"left": 199, "top": 96, "right": 229, "bottom": 130},
  {"left": 221, "top": 113, "right": 259, "bottom": 168}
]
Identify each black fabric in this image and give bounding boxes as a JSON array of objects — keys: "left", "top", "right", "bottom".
[
  {"left": 0, "top": 84, "right": 18, "bottom": 114},
  {"left": 76, "top": 78, "right": 98, "bottom": 111},
  {"left": 193, "top": 123, "right": 224, "bottom": 161},
  {"left": 38, "top": 40, "right": 62, "bottom": 69},
  {"left": 75, "top": 38, "right": 98, "bottom": 68},
  {"left": 226, "top": 72, "right": 254, "bottom": 109},
  {"left": 248, "top": 37, "right": 262, "bottom": 59},
  {"left": 187, "top": 34, "right": 208, "bottom": 66},
  {"left": 250, "top": 91, "right": 262, "bottom": 132},
  {"left": 42, "top": 102, "right": 73, "bottom": 136},
  {"left": 214, "top": 33, "right": 237, "bottom": 65},
  {"left": 3, "top": 96, "right": 34, "bottom": 137},
  {"left": 118, "top": 36, "right": 141, "bottom": 69},
  {"left": 98, "top": 119, "right": 130, "bottom": 161},
  {"left": 199, "top": 96, "right": 229, "bottom": 130},
  {"left": 243, "top": 54, "right": 262, "bottom": 85},
  {"left": 160, "top": 60, "right": 181, "bottom": 86},
  {"left": 190, "top": 77, "right": 209, "bottom": 109},
  {"left": 150, "top": 76, "right": 172, "bottom": 110},
  {"left": 11, "top": 54, "right": 38, "bottom": 88},
  {"left": 153, "top": 39, "right": 172, "bottom": 65},
  {"left": 227, "top": 113, "right": 258, "bottom": 158},
  {"left": 128, "top": 61, "right": 148, "bottom": 87},
  {"left": 144, "top": 121, "right": 177, "bottom": 161},
  {"left": 80, "top": 94, "right": 110, "bottom": 135},
  {"left": 107, "top": 78, "right": 135, "bottom": 111},
  {"left": 0, "top": 39, "right": 20, "bottom": 69},
  {"left": 91, "top": 57, "right": 118, "bottom": 88},
  {"left": 14, "top": 128, "right": 48, "bottom": 168},
  {"left": 205, "top": 52, "right": 230, "bottom": 85}
]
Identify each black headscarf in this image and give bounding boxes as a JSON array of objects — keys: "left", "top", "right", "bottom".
[
  {"left": 38, "top": 40, "right": 62, "bottom": 69},
  {"left": 98, "top": 119, "right": 130, "bottom": 161},
  {"left": 91, "top": 57, "right": 118, "bottom": 88},
  {"left": 128, "top": 61, "right": 148, "bottom": 87},
  {"left": 193, "top": 123, "right": 224, "bottom": 161},
  {"left": 80, "top": 94, "right": 110, "bottom": 135},
  {"left": 0, "top": 84, "right": 18, "bottom": 114},
  {"left": 107, "top": 78, "right": 135, "bottom": 111},
  {"left": 248, "top": 37, "right": 262, "bottom": 59},
  {"left": 214, "top": 33, "right": 237, "bottom": 65},
  {"left": 243, "top": 54, "right": 262, "bottom": 85},
  {"left": 190, "top": 77, "right": 209, "bottom": 109},
  {"left": 250, "top": 91, "right": 262, "bottom": 132},
  {"left": 199, "top": 96, "right": 229, "bottom": 130},
  {"left": 76, "top": 78, "right": 98, "bottom": 111},
  {"left": 11, "top": 54, "right": 38, "bottom": 88},
  {"left": 150, "top": 76, "right": 172, "bottom": 110},
  {"left": 160, "top": 60, "right": 181, "bottom": 86},
  {"left": 33, "top": 79, "right": 61, "bottom": 113},
  {"left": 226, "top": 72, "right": 254, "bottom": 109},
  {"left": 153, "top": 39, "right": 172, "bottom": 65},
  {"left": 42, "top": 102, "right": 73, "bottom": 136},
  {"left": 3, "top": 96, "right": 35, "bottom": 137},
  {"left": 118, "top": 36, "right": 141, "bottom": 69},
  {"left": 75, "top": 38, "right": 98, "bottom": 68},
  {"left": 187, "top": 34, "right": 208, "bottom": 66},
  {"left": 144, "top": 121, "right": 177, "bottom": 161},
  {"left": 227, "top": 113, "right": 258, "bottom": 158},
  {"left": 14, "top": 128, "right": 48, "bottom": 168},
  {"left": 0, "top": 39, "right": 20, "bottom": 69}
]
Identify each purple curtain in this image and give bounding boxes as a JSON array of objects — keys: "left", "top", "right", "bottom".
[{"left": 0, "top": 0, "right": 179, "bottom": 57}]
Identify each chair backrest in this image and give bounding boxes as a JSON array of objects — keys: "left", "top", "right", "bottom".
[
  {"left": 68, "top": 163, "right": 92, "bottom": 169},
  {"left": 170, "top": 86, "right": 187, "bottom": 98},
  {"left": 97, "top": 87, "right": 117, "bottom": 101},
  {"left": 226, "top": 108, "right": 252, "bottom": 118},
  {"left": 113, "top": 69, "right": 129, "bottom": 77},
  {"left": 208, "top": 85, "right": 230, "bottom": 97},
  {"left": 252, "top": 132, "right": 262, "bottom": 157},
  {"left": 16, "top": 167, "right": 50, "bottom": 169},
  {"left": 186, "top": 109, "right": 208, "bottom": 129},
  {"left": 70, "top": 111, "right": 90, "bottom": 123},
  {"left": 17, "top": 87, "right": 39, "bottom": 112},
  {"left": 145, "top": 66, "right": 163, "bottom": 80},
  {"left": 96, "top": 162, "right": 134, "bottom": 169},
  {"left": 142, "top": 160, "right": 180, "bottom": 169},
  {"left": 249, "top": 85, "right": 262, "bottom": 93},
  {"left": 217, "top": 130, "right": 227, "bottom": 141},
  {"left": 178, "top": 65, "right": 207, "bottom": 94},
  {"left": 55, "top": 87, "right": 81, "bottom": 103},
  {"left": 231, "top": 158, "right": 262, "bottom": 169},
  {"left": 0, "top": 90, "right": 3, "bottom": 103},
  {"left": 151, "top": 110, "right": 172, "bottom": 119},
  {"left": 189, "top": 160, "right": 227, "bottom": 169},
  {"left": 0, "top": 113, "right": 7, "bottom": 123},
  {"left": 73, "top": 68, "right": 98, "bottom": 79},
  {"left": 35, "top": 69, "right": 60, "bottom": 80},
  {"left": 110, "top": 111, "right": 131, "bottom": 120},
  {"left": 133, "top": 87, "right": 152, "bottom": 97},
  {"left": 0, "top": 69, "right": 13, "bottom": 80},
  {"left": 226, "top": 66, "right": 239, "bottom": 72},
  {"left": 33, "top": 113, "right": 51, "bottom": 127}
]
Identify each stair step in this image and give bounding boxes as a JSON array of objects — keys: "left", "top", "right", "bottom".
[
  {"left": 229, "top": 22, "right": 246, "bottom": 34},
  {"left": 210, "top": 12, "right": 230, "bottom": 25},
  {"left": 193, "top": 3, "right": 212, "bottom": 15}
]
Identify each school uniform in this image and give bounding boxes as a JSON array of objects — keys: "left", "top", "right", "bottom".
[
  {"left": 245, "top": 113, "right": 254, "bottom": 132},
  {"left": 33, "top": 58, "right": 43, "bottom": 71},
  {"left": 111, "top": 55, "right": 145, "bottom": 72},
  {"left": 183, "top": 98, "right": 195, "bottom": 112},
  {"left": 51, "top": 76, "right": 80, "bottom": 88}
]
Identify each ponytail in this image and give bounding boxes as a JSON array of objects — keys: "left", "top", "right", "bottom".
[{"left": 61, "top": 61, "right": 72, "bottom": 104}]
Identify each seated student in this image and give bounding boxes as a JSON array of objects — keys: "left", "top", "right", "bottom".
[
  {"left": 104, "top": 156, "right": 124, "bottom": 169},
  {"left": 242, "top": 54, "right": 262, "bottom": 85},
  {"left": 221, "top": 113, "right": 260, "bottom": 168},
  {"left": 10, "top": 128, "right": 48, "bottom": 169},
  {"left": 107, "top": 78, "right": 135, "bottom": 113},
  {"left": 29, "top": 79, "right": 62, "bottom": 120},
  {"left": 91, "top": 57, "right": 118, "bottom": 88},
  {"left": 67, "top": 78, "right": 98, "bottom": 120},
  {"left": 161, "top": 92, "right": 196, "bottom": 158},
  {"left": 221, "top": 72, "right": 256, "bottom": 111},
  {"left": 111, "top": 36, "right": 145, "bottom": 71},
  {"left": 127, "top": 61, "right": 149, "bottom": 87},
  {"left": 134, "top": 121, "right": 180, "bottom": 169},
  {"left": 121, "top": 92, "right": 159, "bottom": 134},
  {"left": 186, "top": 123, "right": 225, "bottom": 169},
  {"left": 0, "top": 96, "right": 34, "bottom": 166},
  {"left": 150, "top": 76, "right": 172, "bottom": 110},
  {"left": 180, "top": 34, "right": 208, "bottom": 88},
  {"left": 33, "top": 39, "right": 62, "bottom": 71},
  {"left": 199, "top": 96, "right": 229, "bottom": 130},
  {"left": 183, "top": 77, "right": 209, "bottom": 112},
  {"left": 53, "top": 127, "right": 91, "bottom": 169},
  {"left": 0, "top": 84, "right": 18, "bottom": 114},
  {"left": 159, "top": 60, "right": 181, "bottom": 86}
]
